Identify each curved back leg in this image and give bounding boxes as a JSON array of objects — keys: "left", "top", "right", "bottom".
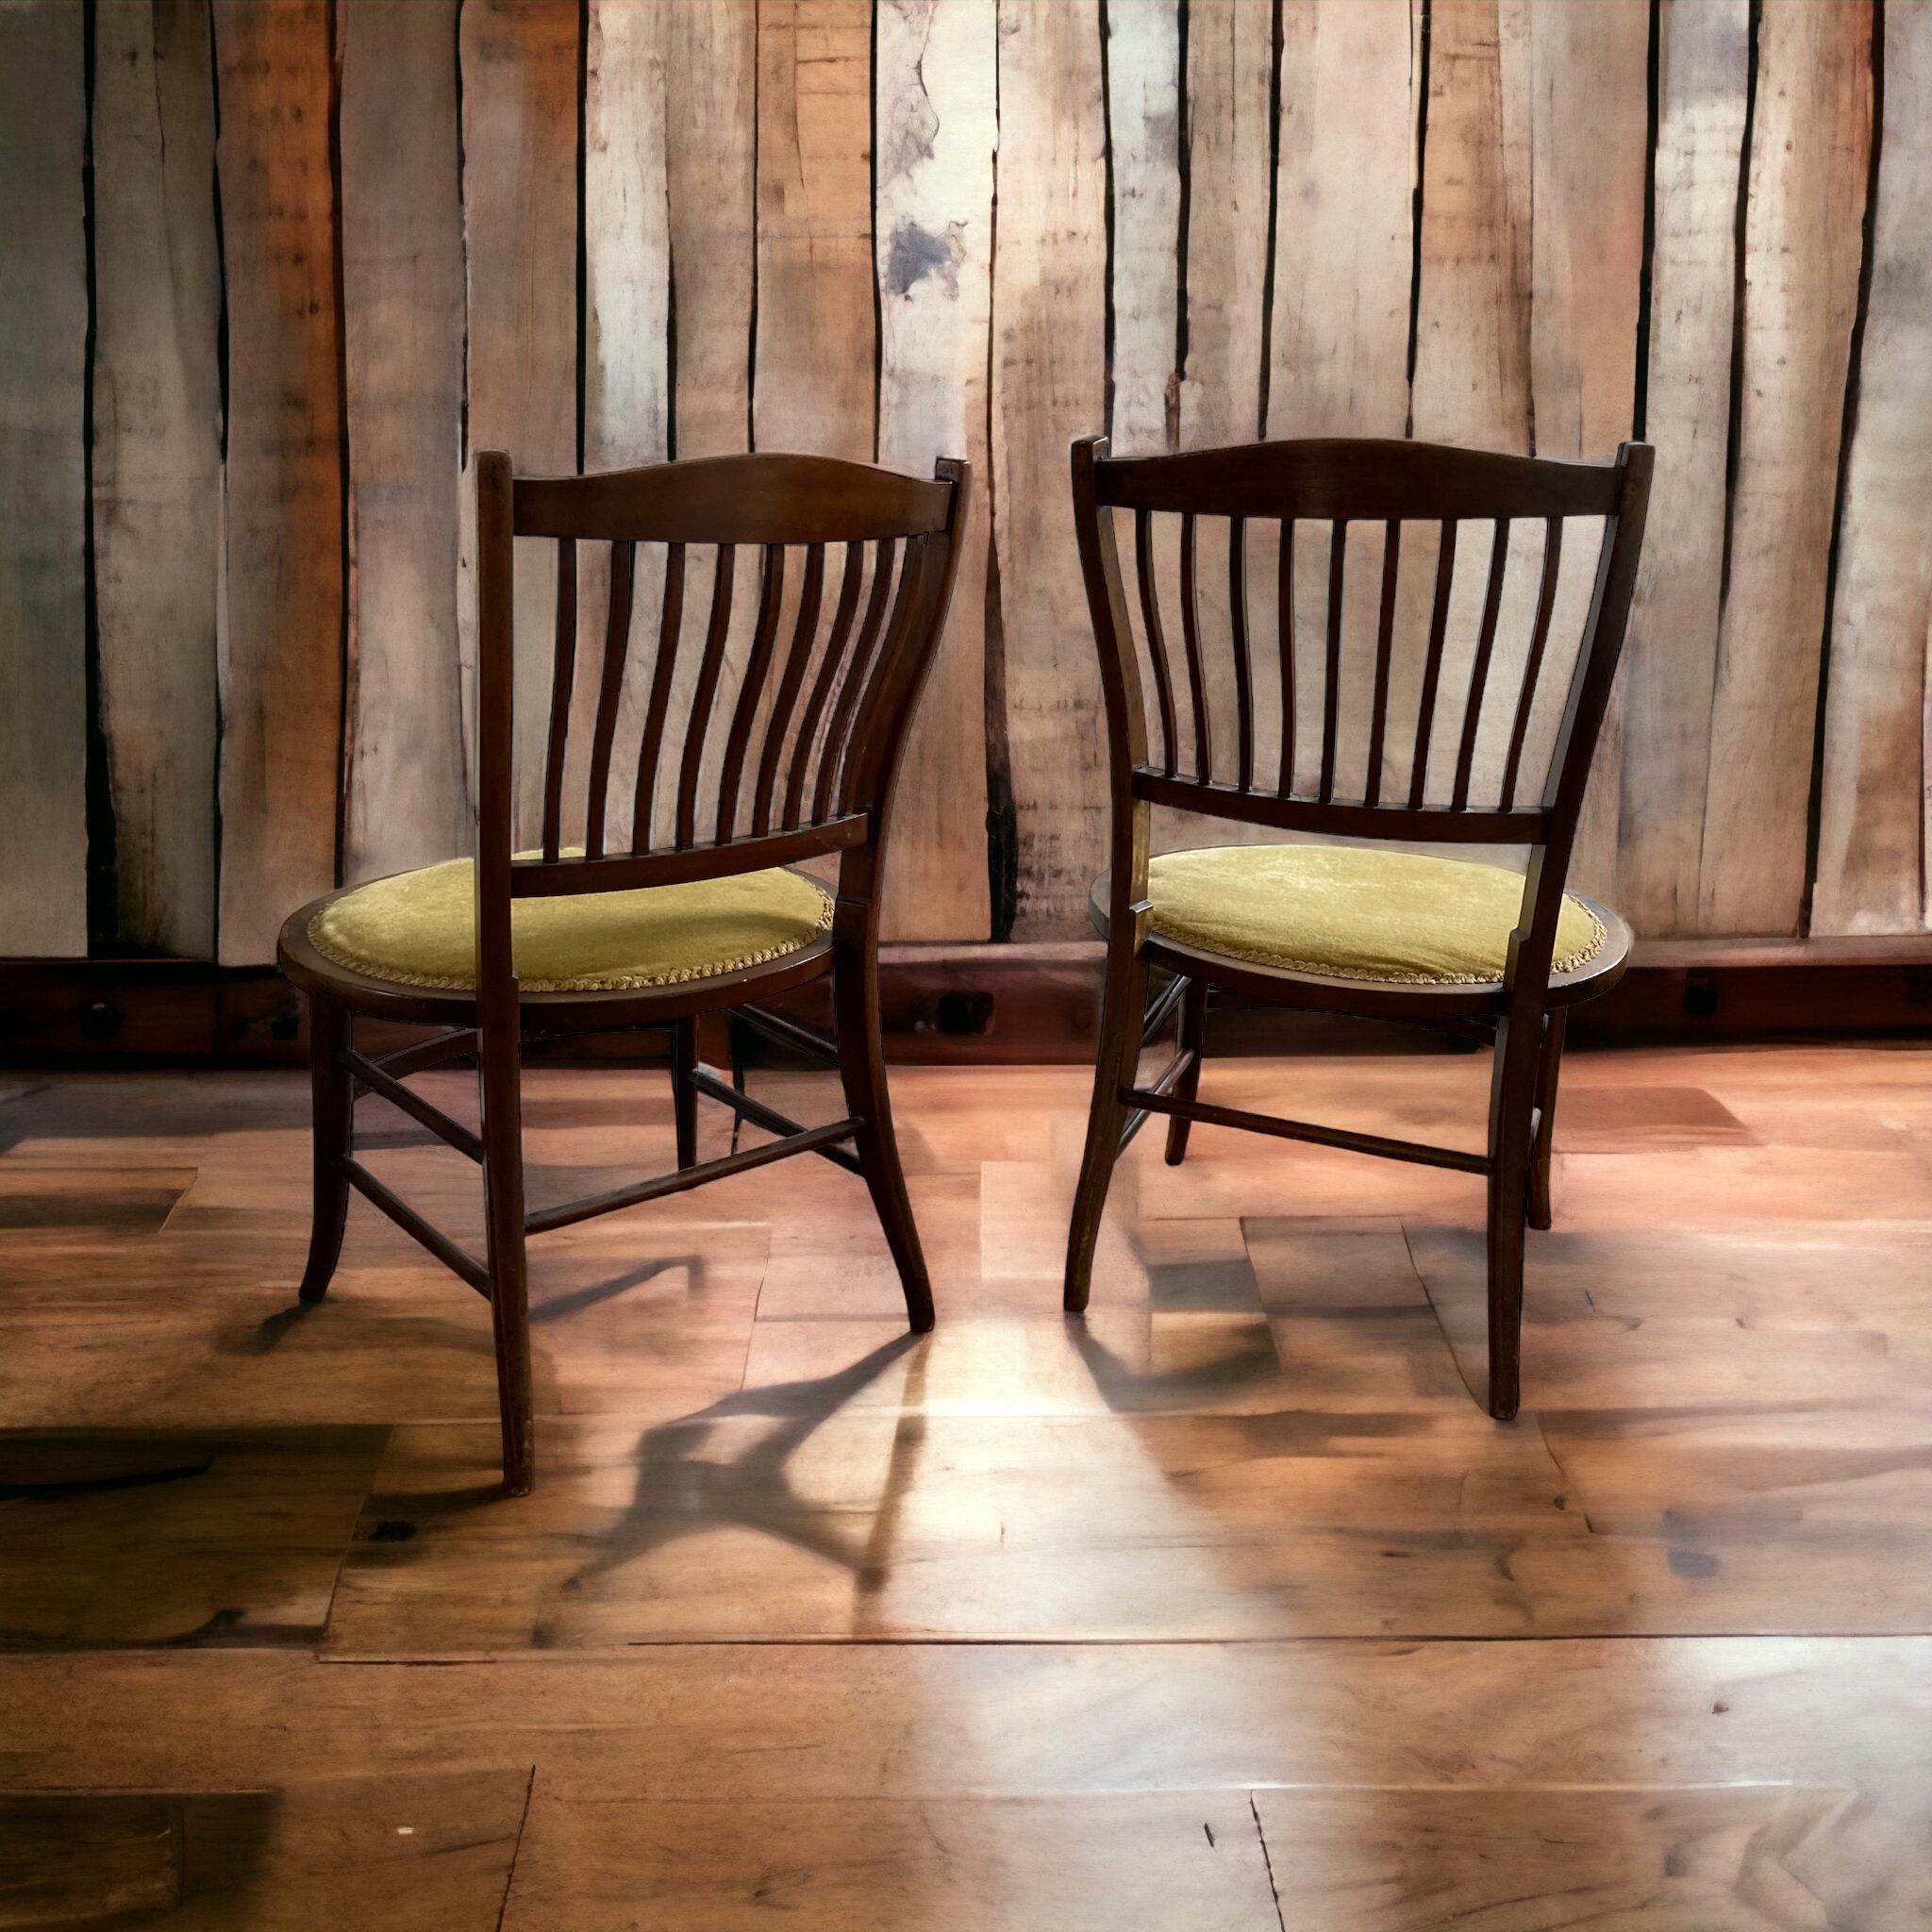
[
  {"left": 1064, "top": 926, "right": 1149, "bottom": 1312},
  {"left": 1527, "top": 1010, "right": 1567, "bottom": 1231},
  {"left": 832, "top": 900, "right": 933, "bottom": 1333},
  {"left": 1163, "top": 976, "right": 1208, "bottom": 1166},
  {"left": 298, "top": 993, "right": 353, "bottom": 1304}
]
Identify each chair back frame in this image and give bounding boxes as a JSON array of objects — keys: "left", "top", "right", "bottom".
[
  {"left": 1070, "top": 433, "right": 1655, "bottom": 1010},
  {"left": 471, "top": 447, "right": 970, "bottom": 1007}
]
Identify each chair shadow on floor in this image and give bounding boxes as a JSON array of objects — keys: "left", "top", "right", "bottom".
[{"left": 564, "top": 1334, "right": 930, "bottom": 1607}]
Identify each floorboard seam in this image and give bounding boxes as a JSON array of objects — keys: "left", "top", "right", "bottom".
[
  {"left": 495, "top": 1764, "right": 537, "bottom": 1931},
  {"left": 1248, "top": 1789, "right": 1287, "bottom": 1931}
]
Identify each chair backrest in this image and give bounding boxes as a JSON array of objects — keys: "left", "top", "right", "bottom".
[
  {"left": 1073, "top": 434, "right": 1653, "bottom": 990},
  {"left": 472, "top": 449, "right": 969, "bottom": 911}
]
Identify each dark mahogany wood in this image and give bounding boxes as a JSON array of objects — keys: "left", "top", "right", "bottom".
[
  {"left": 1064, "top": 432, "right": 1653, "bottom": 1421},
  {"left": 277, "top": 448, "right": 969, "bottom": 1492}
]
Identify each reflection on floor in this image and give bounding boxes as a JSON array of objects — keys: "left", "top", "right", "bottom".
[{"left": 3, "top": 1042, "right": 1932, "bottom": 1924}]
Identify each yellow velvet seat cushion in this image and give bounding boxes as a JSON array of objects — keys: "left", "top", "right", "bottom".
[
  {"left": 1144, "top": 844, "right": 1605, "bottom": 986},
  {"left": 308, "top": 858, "right": 833, "bottom": 993}
]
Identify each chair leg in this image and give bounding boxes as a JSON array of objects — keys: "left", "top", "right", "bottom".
[
  {"left": 477, "top": 1007, "right": 536, "bottom": 1495},
  {"left": 297, "top": 993, "right": 353, "bottom": 1304},
  {"left": 1485, "top": 1008, "right": 1542, "bottom": 1422},
  {"left": 1526, "top": 1010, "right": 1568, "bottom": 1232},
  {"left": 1064, "top": 935, "right": 1149, "bottom": 1313},
  {"left": 833, "top": 927, "right": 934, "bottom": 1334},
  {"left": 1163, "top": 976, "right": 1208, "bottom": 1167},
  {"left": 670, "top": 1017, "right": 699, "bottom": 1170}
]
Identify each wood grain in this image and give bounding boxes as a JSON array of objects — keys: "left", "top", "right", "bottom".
[
  {"left": 874, "top": 0, "right": 995, "bottom": 940},
  {"left": 1528, "top": 0, "right": 1648, "bottom": 898},
  {"left": 1813, "top": 0, "right": 1932, "bottom": 937},
  {"left": 338, "top": 0, "right": 466, "bottom": 884},
  {"left": 212, "top": 0, "right": 343, "bottom": 964},
  {"left": 573, "top": 0, "right": 672, "bottom": 851},
  {"left": 753, "top": 0, "right": 874, "bottom": 460},
  {"left": 0, "top": 0, "right": 88, "bottom": 956},
  {"left": 1617, "top": 0, "right": 1751, "bottom": 936},
  {"left": 91, "top": 0, "right": 222, "bottom": 956},
  {"left": 458, "top": 0, "right": 579, "bottom": 844},
  {"left": 991, "top": 0, "right": 1109, "bottom": 936},
  {"left": 1700, "top": 0, "right": 1874, "bottom": 936}
]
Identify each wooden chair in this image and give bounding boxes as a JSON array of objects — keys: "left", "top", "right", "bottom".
[
  {"left": 1063, "top": 435, "right": 1653, "bottom": 1419},
  {"left": 278, "top": 449, "right": 969, "bottom": 1493}
]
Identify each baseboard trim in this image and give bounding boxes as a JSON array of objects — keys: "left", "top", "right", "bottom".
[{"left": 4, "top": 945, "right": 1931, "bottom": 1068}]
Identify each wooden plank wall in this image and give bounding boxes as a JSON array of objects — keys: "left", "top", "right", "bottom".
[{"left": 0, "top": 0, "right": 1915, "bottom": 962}]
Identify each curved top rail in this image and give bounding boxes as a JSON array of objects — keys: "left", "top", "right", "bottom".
[
  {"left": 1091, "top": 436, "right": 1627, "bottom": 522},
  {"left": 512, "top": 450, "right": 958, "bottom": 544}
]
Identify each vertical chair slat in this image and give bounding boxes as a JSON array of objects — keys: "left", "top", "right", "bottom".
[
  {"left": 1134, "top": 509, "right": 1178, "bottom": 775},
  {"left": 1178, "top": 512, "right": 1212, "bottom": 779},
  {"left": 630, "top": 540, "right": 686, "bottom": 850},
  {"left": 583, "top": 539, "right": 636, "bottom": 858},
  {"left": 716, "top": 544, "right": 787, "bottom": 843},
  {"left": 541, "top": 538, "right": 578, "bottom": 860},
  {"left": 675, "top": 543, "right": 736, "bottom": 846},
  {"left": 813, "top": 538, "right": 898, "bottom": 822},
  {"left": 787, "top": 541, "right": 866, "bottom": 826},
  {"left": 1318, "top": 519, "right": 1345, "bottom": 802},
  {"left": 1277, "top": 518, "right": 1295, "bottom": 795},
  {"left": 1451, "top": 517, "right": 1511, "bottom": 811},
  {"left": 753, "top": 541, "right": 825, "bottom": 835},
  {"left": 1499, "top": 517, "right": 1563, "bottom": 810},
  {"left": 1407, "top": 519, "right": 1458, "bottom": 808},
  {"left": 1363, "top": 519, "right": 1400, "bottom": 808},
  {"left": 1228, "top": 517, "right": 1253, "bottom": 791}
]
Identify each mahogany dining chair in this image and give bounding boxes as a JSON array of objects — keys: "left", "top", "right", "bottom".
[
  {"left": 278, "top": 449, "right": 968, "bottom": 1492},
  {"left": 1063, "top": 434, "right": 1653, "bottom": 1419}
]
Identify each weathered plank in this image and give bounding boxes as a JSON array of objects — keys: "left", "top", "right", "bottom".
[
  {"left": 0, "top": 0, "right": 88, "bottom": 956},
  {"left": 1813, "top": 1, "right": 1932, "bottom": 936},
  {"left": 457, "top": 0, "right": 579, "bottom": 845},
  {"left": 991, "top": 0, "right": 1109, "bottom": 937},
  {"left": 1106, "top": 0, "right": 1180, "bottom": 458},
  {"left": 1270, "top": 0, "right": 1417, "bottom": 442},
  {"left": 573, "top": 0, "right": 672, "bottom": 851},
  {"left": 753, "top": 0, "right": 874, "bottom": 460},
  {"left": 212, "top": 0, "right": 343, "bottom": 962},
  {"left": 1273, "top": 0, "right": 1419, "bottom": 807},
  {"left": 664, "top": 1, "right": 756, "bottom": 460},
  {"left": 1526, "top": 0, "right": 1649, "bottom": 898},
  {"left": 1700, "top": 0, "right": 1873, "bottom": 936},
  {"left": 875, "top": 0, "right": 995, "bottom": 940},
  {"left": 91, "top": 0, "right": 222, "bottom": 957},
  {"left": 1166, "top": 0, "right": 1274, "bottom": 834},
  {"left": 1616, "top": 0, "right": 1751, "bottom": 936},
  {"left": 338, "top": 0, "right": 466, "bottom": 884}
]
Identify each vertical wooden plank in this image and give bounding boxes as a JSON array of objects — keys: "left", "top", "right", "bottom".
[
  {"left": 1270, "top": 0, "right": 1417, "bottom": 441},
  {"left": 1616, "top": 0, "right": 1748, "bottom": 935},
  {"left": 665, "top": 1, "right": 755, "bottom": 460},
  {"left": 338, "top": 0, "right": 465, "bottom": 884},
  {"left": 91, "top": 0, "right": 222, "bottom": 954},
  {"left": 574, "top": 0, "right": 671, "bottom": 850},
  {"left": 1813, "top": 2, "right": 1932, "bottom": 936},
  {"left": 1274, "top": 2, "right": 1417, "bottom": 805},
  {"left": 1700, "top": 0, "right": 1872, "bottom": 936},
  {"left": 212, "top": 0, "right": 342, "bottom": 963},
  {"left": 1525, "top": 0, "right": 1647, "bottom": 897},
  {"left": 0, "top": 0, "right": 87, "bottom": 956},
  {"left": 753, "top": 0, "right": 874, "bottom": 459},
  {"left": 1106, "top": 0, "right": 1180, "bottom": 457},
  {"left": 875, "top": 0, "right": 994, "bottom": 939},
  {"left": 457, "top": 0, "right": 579, "bottom": 846},
  {"left": 1171, "top": 0, "right": 1274, "bottom": 835},
  {"left": 991, "top": 0, "right": 1108, "bottom": 937}
]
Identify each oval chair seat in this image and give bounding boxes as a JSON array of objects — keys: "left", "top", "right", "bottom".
[
  {"left": 1134, "top": 843, "right": 1607, "bottom": 987},
  {"left": 306, "top": 857, "right": 833, "bottom": 994}
]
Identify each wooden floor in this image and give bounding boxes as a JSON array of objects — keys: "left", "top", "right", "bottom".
[{"left": 4, "top": 1039, "right": 1932, "bottom": 1924}]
